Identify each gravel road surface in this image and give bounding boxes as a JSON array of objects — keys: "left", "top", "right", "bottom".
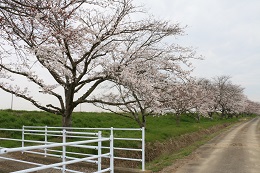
[{"left": 160, "top": 117, "right": 260, "bottom": 173}]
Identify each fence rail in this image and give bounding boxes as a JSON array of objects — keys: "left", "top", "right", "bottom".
[{"left": 0, "top": 126, "right": 145, "bottom": 173}]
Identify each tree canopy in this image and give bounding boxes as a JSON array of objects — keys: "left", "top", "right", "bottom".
[{"left": 0, "top": 0, "right": 196, "bottom": 126}]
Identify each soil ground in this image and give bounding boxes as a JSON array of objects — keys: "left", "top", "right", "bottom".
[{"left": 0, "top": 152, "right": 96, "bottom": 173}]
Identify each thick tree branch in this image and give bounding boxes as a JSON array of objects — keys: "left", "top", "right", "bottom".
[{"left": 0, "top": 84, "right": 61, "bottom": 115}]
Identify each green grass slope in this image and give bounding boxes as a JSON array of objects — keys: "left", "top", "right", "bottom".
[{"left": 0, "top": 109, "right": 250, "bottom": 171}]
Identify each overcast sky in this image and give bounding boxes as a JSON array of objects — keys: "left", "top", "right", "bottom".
[
  {"left": 0, "top": 0, "right": 259, "bottom": 111},
  {"left": 136, "top": 0, "right": 260, "bottom": 102}
]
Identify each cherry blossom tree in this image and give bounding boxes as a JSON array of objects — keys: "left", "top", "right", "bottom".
[
  {"left": 157, "top": 80, "right": 204, "bottom": 125},
  {"left": 197, "top": 78, "right": 216, "bottom": 109},
  {"left": 190, "top": 78, "right": 216, "bottom": 121},
  {"left": 244, "top": 99, "right": 260, "bottom": 115},
  {"left": 90, "top": 50, "right": 195, "bottom": 128},
  {"left": 212, "top": 76, "right": 245, "bottom": 118},
  {"left": 91, "top": 82, "right": 161, "bottom": 128},
  {"left": 0, "top": 0, "right": 196, "bottom": 126},
  {"left": 163, "top": 83, "right": 193, "bottom": 125}
]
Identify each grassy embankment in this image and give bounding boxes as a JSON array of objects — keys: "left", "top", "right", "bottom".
[{"left": 0, "top": 109, "right": 252, "bottom": 171}]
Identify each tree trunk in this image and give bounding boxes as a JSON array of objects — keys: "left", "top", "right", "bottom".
[
  {"left": 62, "top": 115, "right": 72, "bottom": 127},
  {"left": 176, "top": 113, "right": 180, "bottom": 126},
  {"left": 63, "top": 85, "right": 75, "bottom": 127},
  {"left": 132, "top": 113, "right": 144, "bottom": 128},
  {"left": 62, "top": 104, "right": 73, "bottom": 127},
  {"left": 221, "top": 109, "right": 225, "bottom": 119},
  {"left": 196, "top": 113, "right": 201, "bottom": 123},
  {"left": 142, "top": 115, "right": 146, "bottom": 128}
]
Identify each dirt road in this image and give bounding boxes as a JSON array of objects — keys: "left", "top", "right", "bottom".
[
  {"left": 160, "top": 117, "right": 260, "bottom": 173},
  {"left": 0, "top": 152, "right": 96, "bottom": 173}
]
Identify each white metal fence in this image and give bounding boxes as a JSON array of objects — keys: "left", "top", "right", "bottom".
[{"left": 0, "top": 126, "right": 145, "bottom": 173}]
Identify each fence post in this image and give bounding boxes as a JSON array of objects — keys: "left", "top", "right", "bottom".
[
  {"left": 44, "top": 126, "right": 48, "bottom": 157},
  {"left": 62, "top": 129, "right": 66, "bottom": 173},
  {"left": 22, "top": 125, "right": 24, "bottom": 154},
  {"left": 98, "top": 131, "right": 102, "bottom": 171},
  {"left": 142, "top": 127, "right": 145, "bottom": 171},
  {"left": 110, "top": 127, "right": 114, "bottom": 173}
]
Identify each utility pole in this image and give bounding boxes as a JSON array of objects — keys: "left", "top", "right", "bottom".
[{"left": 11, "top": 93, "right": 13, "bottom": 110}]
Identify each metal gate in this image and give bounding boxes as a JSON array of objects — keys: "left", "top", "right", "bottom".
[{"left": 0, "top": 126, "right": 145, "bottom": 173}]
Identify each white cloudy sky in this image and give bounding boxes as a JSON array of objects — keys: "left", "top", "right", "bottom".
[
  {"left": 136, "top": 0, "right": 260, "bottom": 101},
  {"left": 0, "top": 0, "right": 259, "bottom": 111}
]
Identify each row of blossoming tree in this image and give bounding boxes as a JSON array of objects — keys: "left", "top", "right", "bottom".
[
  {"left": 196, "top": 76, "right": 260, "bottom": 120},
  {"left": 94, "top": 75, "right": 260, "bottom": 127},
  {"left": 0, "top": 0, "right": 259, "bottom": 127}
]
